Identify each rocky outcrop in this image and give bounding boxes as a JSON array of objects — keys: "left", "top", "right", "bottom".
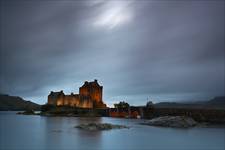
[
  {"left": 17, "top": 109, "right": 36, "bottom": 115},
  {"left": 141, "top": 116, "right": 197, "bottom": 128},
  {"left": 75, "top": 123, "right": 129, "bottom": 131}
]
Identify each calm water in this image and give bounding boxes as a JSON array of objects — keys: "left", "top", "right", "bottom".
[{"left": 0, "top": 112, "right": 224, "bottom": 150}]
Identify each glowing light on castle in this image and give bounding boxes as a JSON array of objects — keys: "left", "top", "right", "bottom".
[{"left": 48, "top": 80, "right": 107, "bottom": 109}]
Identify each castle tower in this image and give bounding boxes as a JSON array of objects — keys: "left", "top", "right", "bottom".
[
  {"left": 48, "top": 90, "right": 65, "bottom": 106},
  {"left": 79, "top": 79, "right": 103, "bottom": 103}
]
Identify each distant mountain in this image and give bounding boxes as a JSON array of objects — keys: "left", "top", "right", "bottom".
[
  {"left": 205, "top": 96, "right": 225, "bottom": 105},
  {"left": 0, "top": 94, "right": 41, "bottom": 111},
  {"left": 154, "top": 96, "right": 225, "bottom": 109}
]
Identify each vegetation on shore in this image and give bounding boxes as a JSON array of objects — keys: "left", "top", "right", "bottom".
[
  {"left": 17, "top": 109, "right": 37, "bottom": 115},
  {"left": 40, "top": 104, "right": 107, "bottom": 117}
]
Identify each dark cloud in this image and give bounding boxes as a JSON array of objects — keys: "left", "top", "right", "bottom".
[{"left": 0, "top": 0, "right": 224, "bottom": 106}]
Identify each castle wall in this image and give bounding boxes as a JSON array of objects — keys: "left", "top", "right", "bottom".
[
  {"left": 56, "top": 95, "right": 64, "bottom": 106},
  {"left": 48, "top": 97, "right": 56, "bottom": 105},
  {"left": 89, "top": 86, "right": 102, "bottom": 103},
  {"left": 79, "top": 82, "right": 89, "bottom": 96},
  {"left": 64, "top": 94, "right": 80, "bottom": 107},
  {"left": 78, "top": 98, "right": 93, "bottom": 108}
]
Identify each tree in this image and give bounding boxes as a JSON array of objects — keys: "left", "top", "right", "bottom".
[
  {"left": 146, "top": 101, "right": 154, "bottom": 109},
  {"left": 114, "top": 101, "right": 130, "bottom": 109}
]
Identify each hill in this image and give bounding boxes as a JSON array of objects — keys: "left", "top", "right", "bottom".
[
  {"left": 154, "top": 96, "right": 225, "bottom": 110},
  {"left": 0, "top": 94, "right": 41, "bottom": 111},
  {"left": 206, "top": 96, "right": 225, "bottom": 105}
]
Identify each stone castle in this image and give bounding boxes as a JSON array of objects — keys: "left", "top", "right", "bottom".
[{"left": 48, "top": 80, "right": 107, "bottom": 108}]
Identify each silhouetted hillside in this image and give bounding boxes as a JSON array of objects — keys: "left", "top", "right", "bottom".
[
  {"left": 206, "top": 96, "right": 225, "bottom": 105},
  {"left": 0, "top": 94, "right": 41, "bottom": 111},
  {"left": 154, "top": 96, "right": 225, "bottom": 110}
]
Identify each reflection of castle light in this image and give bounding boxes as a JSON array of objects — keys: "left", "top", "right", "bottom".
[{"left": 47, "top": 80, "right": 107, "bottom": 108}]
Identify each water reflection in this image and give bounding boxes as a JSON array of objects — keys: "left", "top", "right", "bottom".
[
  {"left": 41, "top": 116, "right": 103, "bottom": 149},
  {"left": 0, "top": 112, "right": 225, "bottom": 150}
]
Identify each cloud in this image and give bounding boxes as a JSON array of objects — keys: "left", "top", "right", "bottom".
[
  {"left": 92, "top": 1, "right": 133, "bottom": 29},
  {"left": 0, "top": 0, "right": 224, "bottom": 105}
]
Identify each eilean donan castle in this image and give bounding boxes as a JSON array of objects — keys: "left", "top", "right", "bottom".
[{"left": 47, "top": 80, "right": 107, "bottom": 108}]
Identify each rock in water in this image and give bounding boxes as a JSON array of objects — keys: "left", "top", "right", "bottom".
[
  {"left": 141, "top": 116, "right": 197, "bottom": 128},
  {"left": 75, "top": 123, "right": 129, "bottom": 131},
  {"left": 17, "top": 109, "right": 36, "bottom": 115}
]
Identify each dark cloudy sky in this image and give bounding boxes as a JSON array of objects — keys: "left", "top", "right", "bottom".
[{"left": 0, "top": 0, "right": 224, "bottom": 106}]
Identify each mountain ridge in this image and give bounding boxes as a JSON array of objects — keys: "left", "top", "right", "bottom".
[
  {"left": 0, "top": 94, "right": 41, "bottom": 111},
  {"left": 154, "top": 96, "right": 225, "bottom": 109}
]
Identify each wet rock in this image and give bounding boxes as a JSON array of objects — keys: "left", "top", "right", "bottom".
[
  {"left": 141, "top": 116, "right": 197, "bottom": 128},
  {"left": 17, "top": 110, "right": 36, "bottom": 115},
  {"left": 75, "top": 123, "right": 129, "bottom": 131},
  {"left": 52, "top": 129, "right": 62, "bottom": 133}
]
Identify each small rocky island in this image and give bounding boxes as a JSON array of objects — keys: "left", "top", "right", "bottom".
[
  {"left": 141, "top": 116, "right": 197, "bottom": 128},
  {"left": 17, "top": 109, "right": 37, "bottom": 115},
  {"left": 75, "top": 123, "right": 129, "bottom": 131}
]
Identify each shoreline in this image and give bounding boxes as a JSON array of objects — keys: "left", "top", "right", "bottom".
[{"left": 15, "top": 110, "right": 225, "bottom": 128}]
